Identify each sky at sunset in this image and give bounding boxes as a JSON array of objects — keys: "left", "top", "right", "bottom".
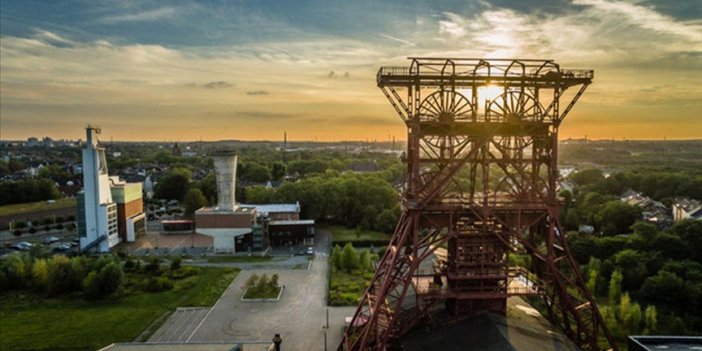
[{"left": 1, "top": 0, "right": 701, "bottom": 142}]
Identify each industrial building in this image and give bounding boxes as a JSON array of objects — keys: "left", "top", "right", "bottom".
[
  {"left": 110, "top": 178, "right": 146, "bottom": 242},
  {"left": 77, "top": 127, "right": 145, "bottom": 253},
  {"left": 194, "top": 150, "right": 314, "bottom": 253}
]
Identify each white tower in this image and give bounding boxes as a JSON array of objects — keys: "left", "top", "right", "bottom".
[
  {"left": 80, "top": 126, "right": 119, "bottom": 252},
  {"left": 213, "top": 151, "right": 238, "bottom": 211}
]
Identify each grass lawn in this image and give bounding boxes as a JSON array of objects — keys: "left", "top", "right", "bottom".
[
  {"left": 0, "top": 267, "right": 238, "bottom": 351},
  {"left": 0, "top": 198, "right": 77, "bottom": 217},
  {"left": 206, "top": 255, "right": 273, "bottom": 263},
  {"left": 327, "top": 225, "right": 389, "bottom": 244}
]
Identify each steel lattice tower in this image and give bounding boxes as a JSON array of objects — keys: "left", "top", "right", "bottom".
[{"left": 339, "top": 58, "right": 616, "bottom": 351}]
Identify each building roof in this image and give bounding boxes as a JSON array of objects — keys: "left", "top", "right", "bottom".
[
  {"left": 161, "top": 220, "right": 194, "bottom": 224},
  {"left": 269, "top": 219, "right": 315, "bottom": 226},
  {"left": 400, "top": 297, "right": 580, "bottom": 351},
  {"left": 98, "top": 342, "right": 246, "bottom": 351},
  {"left": 629, "top": 336, "right": 702, "bottom": 351},
  {"left": 240, "top": 202, "right": 300, "bottom": 214}
]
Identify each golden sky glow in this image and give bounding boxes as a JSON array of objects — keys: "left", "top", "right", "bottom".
[{"left": 0, "top": 0, "right": 701, "bottom": 141}]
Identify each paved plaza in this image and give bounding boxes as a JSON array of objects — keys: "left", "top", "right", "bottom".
[{"left": 148, "top": 230, "right": 356, "bottom": 350}]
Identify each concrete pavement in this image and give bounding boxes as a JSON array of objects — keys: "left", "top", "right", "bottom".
[{"left": 149, "top": 230, "right": 356, "bottom": 350}]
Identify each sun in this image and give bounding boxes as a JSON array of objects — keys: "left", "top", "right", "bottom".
[{"left": 476, "top": 85, "right": 504, "bottom": 112}]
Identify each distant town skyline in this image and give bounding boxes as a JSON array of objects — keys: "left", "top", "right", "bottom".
[{"left": 1, "top": 0, "right": 701, "bottom": 141}]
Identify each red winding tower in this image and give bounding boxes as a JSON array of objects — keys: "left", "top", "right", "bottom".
[{"left": 339, "top": 58, "right": 616, "bottom": 350}]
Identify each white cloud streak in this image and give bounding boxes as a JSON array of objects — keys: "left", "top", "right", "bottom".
[{"left": 101, "top": 7, "right": 181, "bottom": 24}]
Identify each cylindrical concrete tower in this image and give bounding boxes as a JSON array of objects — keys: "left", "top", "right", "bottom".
[{"left": 212, "top": 150, "right": 238, "bottom": 211}]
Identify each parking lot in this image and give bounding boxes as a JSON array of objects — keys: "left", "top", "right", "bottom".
[{"left": 115, "top": 230, "right": 213, "bottom": 257}]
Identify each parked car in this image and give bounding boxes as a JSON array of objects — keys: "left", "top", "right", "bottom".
[
  {"left": 53, "top": 243, "right": 72, "bottom": 252},
  {"left": 10, "top": 242, "right": 33, "bottom": 251},
  {"left": 306, "top": 247, "right": 315, "bottom": 255},
  {"left": 43, "top": 236, "right": 60, "bottom": 245}
]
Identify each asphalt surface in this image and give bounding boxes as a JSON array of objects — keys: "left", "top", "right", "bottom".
[{"left": 148, "top": 308, "right": 210, "bottom": 343}]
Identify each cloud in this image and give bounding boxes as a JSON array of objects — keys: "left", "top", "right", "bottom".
[
  {"left": 1, "top": 1, "right": 700, "bottom": 140},
  {"left": 101, "top": 7, "right": 181, "bottom": 24},
  {"left": 573, "top": 0, "right": 702, "bottom": 43},
  {"left": 202, "top": 81, "right": 233, "bottom": 89},
  {"left": 379, "top": 33, "right": 415, "bottom": 46}
]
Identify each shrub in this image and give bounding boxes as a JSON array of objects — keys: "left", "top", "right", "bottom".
[
  {"left": 55, "top": 216, "right": 65, "bottom": 223},
  {"left": 0, "top": 270, "right": 7, "bottom": 292},
  {"left": 83, "top": 271, "right": 101, "bottom": 300},
  {"left": 3, "top": 253, "right": 28, "bottom": 289},
  {"left": 28, "top": 227, "right": 37, "bottom": 234},
  {"left": 97, "top": 262, "right": 124, "bottom": 296},
  {"left": 124, "top": 259, "right": 136, "bottom": 271},
  {"left": 170, "top": 258, "right": 182, "bottom": 271},
  {"left": 169, "top": 265, "right": 198, "bottom": 280},
  {"left": 55, "top": 223, "right": 64, "bottom": 230},
  {"left": 143, "top": 277, "right": 173, "bottom": 292},
  {"left": 43, "top": 217, "right": 54, "bottom": 225},
  {"left": 32, "top": 258, "right": 49, "bottom": 292},
  {"left": 47, "top": 255, "right": 75, "bottom": 296},
  {"left": 341, "top": 243, "right": 359, "bottom": 273},
  {"left": 13, "top": 230, "right": 22, "bottom": 237},
  {"left": 66, "top": 215, "right": 76, "bottom": 221},
  {"left": 43, "top": 225, "right": 50, "bottom": 232},
  {"left": 144, "top": 257, "right": 162, "bottom": 275},
  {"left": 15, "top": 221, "right": 28, "bottom": 229},
  {"left": 245, "top": 273, "right": 259, "bottom": 290}
]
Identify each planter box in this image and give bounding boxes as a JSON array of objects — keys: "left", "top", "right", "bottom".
[{"left": 241, "top": 286, "right": 285, "bottom": 302}]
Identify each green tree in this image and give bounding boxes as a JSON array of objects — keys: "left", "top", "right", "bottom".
[
  {"left": 608, "top": 269, "right": 623, "bottom": 306},
  {"left": 39, "top": 165, "right": 71, "bottom": 184},
  {"left": 596, "top": 201, "right": 641, "bottom": 235},
  {"left": 170, "top": 258, "right": 182, "bottom": 271},
  {"left": 240, "top": 162, "right": 271, "bottom": 183},
  {"left": 154, "top": 167, "right": 191, "bottom": 200},
  {"left": 245, "top": 273, "right": 259, "bottom": 290},
  {"left": 270, "top": 274, "right": 279, "bottom": 289},
  {"left": 197, "top": 173, "right": 217, "bottom": 205},
  {"left": 618, "top": 292, "right": 630, "bottom": 322},
  {"left": 271, "top": 162, "right": 287, "bottom": 181},
  {"left": 613, "top": 249, "right": 648, "bottom": 290},
  {"left": 643, "top": 305, "right": 657, "bottom": 334},
  {"left": 570, "top": 168, "right": 604, "bottom": 186},
  {"left": 97, "top": 262, "right": 124, "bottom": 296},
  {"left": 359, "top": 250, "right": 371, "bottom": 272},
  {"left": 331, "top": 245, "right": 342, "bottom": 271},
  {"left": 375, "top": 206, "right": 400, "bottom": 234},
  {"left": 341, "top": 243, "right": 359, "bottom": 273},
  {"left": 627, "top": 302, "right": 642, "bottom": 334},
  {"left": 255, "top": 274, "right": 270, "bottom": 294},
  {"left": 83, "top": 271, "right": 101, "bottom": 300},
  {"left": 3, "top": 253, "right": 27, "bottom": 289},
  {"left": 639, "top": 271, "right": 688, "bottom": 313},
  {"left": 32, "top": 258, "right": 49, "bottom": 291},
  {"left": 587, "top": 267, "right": 598, "bottom": 295},
  {"left": 245, "top": 185, "right": 276, "bottom": 204},
  {"left": 668, "top": 219, "right": 702, "bottom": 261},
  {"left": 183, "top": 188, "right": 208, "bottom": 218},
  {"left": 47, "top": 255, "right": 75, "bottom": 296}
]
